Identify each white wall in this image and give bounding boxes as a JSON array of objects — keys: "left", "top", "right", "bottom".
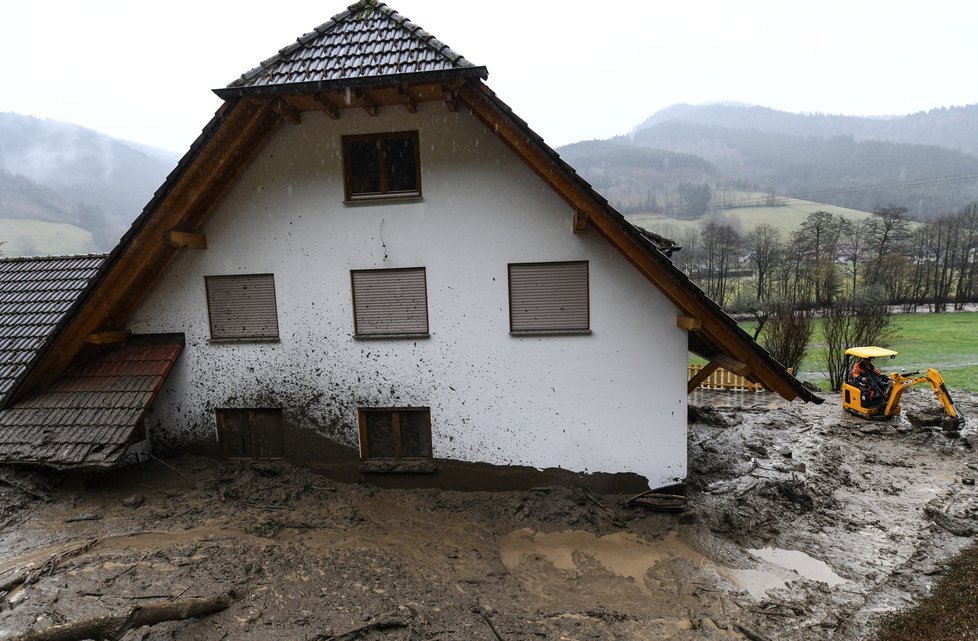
[{"left": 128, "top": 103, "right": 688, "bottom": 488}]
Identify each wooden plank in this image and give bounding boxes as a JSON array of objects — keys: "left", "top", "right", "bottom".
[
  {"left": 443, "top": 89, "right": 458, "bottom": 112},
  {"left": 165, "top": 230, "right": 207, "bottom": 249},
  {"left": 399, "top": 85, "right": 417, "bottom": 113},
  {"left": 676, "top": 315, "right": 702, "bottom": 331},
  {"left": 85, "top": 330, "right": 130, "bottom": 345},
  {"left": 688, "top": 361, "right": 721, "bottom": 395}
]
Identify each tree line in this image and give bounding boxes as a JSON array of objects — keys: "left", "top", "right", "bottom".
[
  {"left": 670, "top": 204, "right": 978, "bottom": 313},
  {"left": 662, "top": 204, "right": 978, "bottom": 389}
]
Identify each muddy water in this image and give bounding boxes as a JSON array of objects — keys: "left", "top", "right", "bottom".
[{"left": 500, "top": 529, "right": 711, "bottom": 597}]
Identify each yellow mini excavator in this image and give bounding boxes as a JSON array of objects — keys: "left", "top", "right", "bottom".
[{"left": 841, "top": 346, "right": 964, "bottom": 430}]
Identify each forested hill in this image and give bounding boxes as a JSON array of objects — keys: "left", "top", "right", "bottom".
[
  {"left": 0, "top": 113, "right": 178, "bottom": 254},
  {"left": 636, "top": 103, "right": 978, "bottom": 157},
  {"left": 632, "top": 120, "right": 978, "bottom": 217},
  {"left": 557, "top": 103, "right": 978, "bottom": 220}
]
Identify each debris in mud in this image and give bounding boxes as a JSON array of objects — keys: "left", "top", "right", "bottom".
[{"left": 0, "top": 390, "right": 976, "bottom": 641}]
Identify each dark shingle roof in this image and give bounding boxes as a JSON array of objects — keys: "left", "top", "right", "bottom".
[
  {"left": 0, "top": 334, "right": 184, "bottom": 468},
  {"left": 0, "top": 255, "right": 107, "bottom": 408},
  {"left": 219, "top": 1, "right": 486, "bottom": 97}
]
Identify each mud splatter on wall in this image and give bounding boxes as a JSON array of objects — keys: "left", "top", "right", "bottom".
[{"left": 129, "top": 105, "right": 688, "bottom": 488}]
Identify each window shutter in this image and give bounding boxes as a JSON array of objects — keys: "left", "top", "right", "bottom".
[
  {"left": 509, "top": 262, "right": 589, "bottom": 332},
  {"left": 352, "top": 268, "right": 428, "bottom": 335},
  {"left": 206, "top": 274, "right": 279, "bottom": 340}
]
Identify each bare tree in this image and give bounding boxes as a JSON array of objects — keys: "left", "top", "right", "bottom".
[
  {"left": 792, "top": 211, "right": 844, "bottom": 306},
  {"left": 760, "top": 301, "right": 813, "bottom": 374},
  {"left": 700, "top": 222, "right": 742, "bottom": 306},
  {"left": 822, "top": 292, "right": 897, "bottom": 391},
  {"left": 746, "top": 224, "right": 781, "bottom": 301}
]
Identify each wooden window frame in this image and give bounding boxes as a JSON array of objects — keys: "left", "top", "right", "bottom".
[
  {"left": 205, "top": 273, "right": 280, "bottom": 342},
  {"left": 350, "top": 267, "right": 429, "bottom": 339},
  {"left": 358, "top": 407, "right": 432, "bottom": 460},
  {"left": 508, "top": 260, "right": 591, "bottom": 335},
  {"left": 342, "top": 130, "right": 422, "bottom": 202},
  {"left": 215, "top": 408, "right": 285, "bottom": 460}
]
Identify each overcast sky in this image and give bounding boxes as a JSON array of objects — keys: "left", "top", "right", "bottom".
[{"left": 2, "top": 1, "right": 976, "bottom": 153}]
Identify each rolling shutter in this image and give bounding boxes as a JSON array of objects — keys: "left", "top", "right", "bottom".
[
  {"left": 352, "top": 268, "right": 428, "bottom": 335},
  {"left": 509, "top": 261, "right": 589, "bottom": 332},
  {"left": 206, "top": 274, "right": 279, "bottom": 340}
]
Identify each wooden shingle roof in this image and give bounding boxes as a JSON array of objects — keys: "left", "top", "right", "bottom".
[{"left": 218, "top": 1, "right": 486, "bottom": 98}]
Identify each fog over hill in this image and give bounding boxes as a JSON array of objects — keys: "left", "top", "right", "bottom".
[
  {"left": 0, "top": 113, "right": 178, "bottom": 255},
  {"left": 559, "top": 103, "right": 978, "bottom": 220}
]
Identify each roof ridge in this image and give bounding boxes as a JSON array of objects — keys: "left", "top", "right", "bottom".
[{"left": 224, "top": 1, "right": 479, "bottom": 92}]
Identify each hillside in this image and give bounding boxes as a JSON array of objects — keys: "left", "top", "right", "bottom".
[
  {"left": 557, "top": 103, "right": 978, "bottom": 221},
  {"left": 0, "top": 113, "right": 178, "bottom": 254},
  {"left": 627, "top": 195, "right": 875, "bottom": 239},
  {"left": 630, "top": 120, "right": 978, "bottom": 217},
  {"left": 637, "top": 103, "right": 978, "bottom": 157}
]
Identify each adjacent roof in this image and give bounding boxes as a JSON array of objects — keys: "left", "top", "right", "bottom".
[
  {"left": 0, "top": 334, "right": 184, "bottom": 468},
  {"left": 0, "top": 255, "right": 107, "bottom": 408},
  {"left": 218, "top": 1, "right": 487, "bottom": 98},
  {"left": 12, "top": 2, "right": 821, "bottom": 407}
]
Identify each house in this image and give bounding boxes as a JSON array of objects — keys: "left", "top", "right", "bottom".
[{"left": 0, "top": 2, "right": 819, "bottom": 489}]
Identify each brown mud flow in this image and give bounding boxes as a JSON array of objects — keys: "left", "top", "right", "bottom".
[{"left": 0, "top": 390, "right": 976, "bottom": 640}]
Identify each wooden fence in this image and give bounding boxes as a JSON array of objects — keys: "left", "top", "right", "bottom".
[{"left": 687, "top": 363, "right": 766, "bottom": 392}]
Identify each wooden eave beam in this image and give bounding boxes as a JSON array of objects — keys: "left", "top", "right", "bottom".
[
  {"left": 443, "top": 88, "right": 458, "bottom": 112},
  {"left": 313, "top": 93, "right": 340, "bottom": 119},
  {"left": 687, "top": 360, "right": 721, "bottom": 395},
  {"left": 457, "top": 82, "right": 800, "bottom": 402},
  {"left": 677, "top": 315, "right": 702, "bottom": 331},
  {"left": 398, "top": 85, "right": 417, "bottom": 114},
  {"left": 573, "top": 210, "right": 587, "bottom": 233},
  {"left": 165, "top": 230, "right": 207, "bottom": 249},
  {"left": 272, "top": 98, "right": 301, "bottom": 125},
  {"left": 85, "top": 329, "right": 130, "bottom": 345},
  {"left": 21, "top": 100, "right": 280, "bottom": 395},
  {"left": 357, "top": 89, "right": 378, "bottom": 117}
]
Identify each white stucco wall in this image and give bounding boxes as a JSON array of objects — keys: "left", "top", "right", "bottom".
[{"left": 128, "top": 103, "right": 688, "bottom": 488}]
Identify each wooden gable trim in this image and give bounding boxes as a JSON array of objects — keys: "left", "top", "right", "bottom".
[
  {"left": 20, "top": 99, "right": 282, "bottom": 395},
  {"left": 457, "top": 82, "right": 802, "bottom": 402}
]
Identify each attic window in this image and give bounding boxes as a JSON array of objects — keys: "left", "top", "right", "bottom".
[
  {"left": 342, "top": 131, "right": 421, "bottom": 201},
  {"left": 508, "top": 261, "right": 590, "bottom": 335},
  {"left": 358, "top": 407, "right": 432, "bottom": 460},
  {"left": 205, "top": 274, "right": 280, "bottom": 341}
]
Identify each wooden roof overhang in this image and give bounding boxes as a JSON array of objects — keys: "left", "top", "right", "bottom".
[
  {"left": 13, "top": 74, "right": 821, "bottom": 406},
  {"left": 10, "top": 75, "right": 490, "bottom": 400},
  {"left": 456, "top": 81, "right": 822, "bottom": 404}
]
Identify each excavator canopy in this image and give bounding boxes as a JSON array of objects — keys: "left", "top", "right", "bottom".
[{"left": 845, "top": 346, "right": 899, "bottom": 359}]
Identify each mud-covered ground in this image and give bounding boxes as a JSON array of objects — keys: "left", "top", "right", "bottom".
[{"left": 1, "top": 391, "right": 976, "bottom": 641}]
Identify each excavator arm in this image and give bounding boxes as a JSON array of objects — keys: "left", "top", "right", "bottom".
[{"left": 884, "top": 368, "right": 964, "bottom": 429}]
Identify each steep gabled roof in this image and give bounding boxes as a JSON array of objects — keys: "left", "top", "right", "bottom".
[
  {"left": 0, "top": 255, "right": 107, "bottom": 408},
  {"left": 12, "top": 3, "right": 821, "bottom": 406},
  {"left": 217, "top": 1, "right": 486, "bottom": 98}
]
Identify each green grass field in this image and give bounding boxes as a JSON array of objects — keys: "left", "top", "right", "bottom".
[
  {"left": 627, "top": 194, "right": 874, "bottom": 238},
  {"left": 694, "top": 312, "right": 978, "bottom": 393},
  {"left": 0, "top": 218, "right": 96, "bottom": 256},
  {"left": 792, "top": 312, "right": 978, "bottom": 392}
]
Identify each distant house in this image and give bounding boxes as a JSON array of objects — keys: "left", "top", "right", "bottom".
[{"left": 0, "top": 2, "right": 818, "bottom": 488}]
